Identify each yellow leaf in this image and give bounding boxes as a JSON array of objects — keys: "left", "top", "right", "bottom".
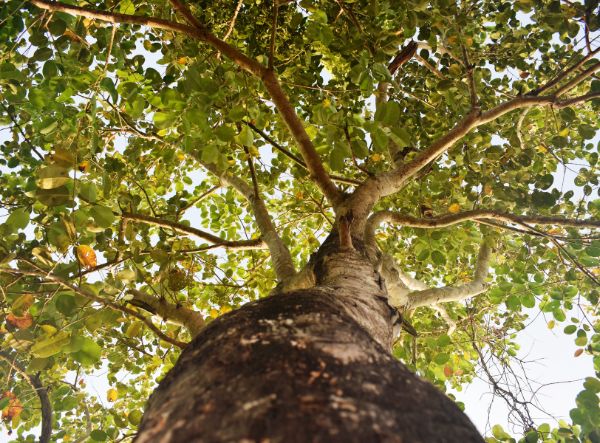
[
  {"left": 209, "top": 309, "right": 219, "bottom": 319},
  {"left": 448, "top": 203, "right": 460, "bottom": 214},
  {"left": 370, "top": 153, "right": 383, "bottom": 162},
  {"left": 547, "top": 320, "right": 555, "bottom": 330},
  {"left": 558, "top": 128, "right": 569, "bottom": 137},
  {"left": 107, "top": 388, "right": 118, "bottom": 402},
  {"left": 77, "top": 160, "right": 90, "bottom": 172},
  {"left": 125, "top": 321, "right": 143, "bottom": 338},
  {"left": 76, "top": 245, "right": 97, "bottom": 269},
  {"left": 40, "top": 324, "right": 57, "bottom": 336},
  {"left": 220, "top": 305, "right": 232, "bottom": 314},
  {"left": 536, "top": 144, "right": 547, "bottom": 153},
  {"left": 177, "top": 152, "right": 185, "bottom": 161}
]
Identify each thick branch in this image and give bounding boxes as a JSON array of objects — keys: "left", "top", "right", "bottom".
[
  {"left": 0, "top": 351, "right": 52, "bottom": 443},
  {"left": 121, "top": 211, "right": 265, "bottom": 250},
  {"left": 31, "top": 0, "right": 264, "bottom": 76},
  {"left": 403, "top": 240, "right": 492, "bottom": 309},
  {"left": 128, "top": 289, "right": 205, "bottom": 336},
  {"left": 262, "top": 70, "right": 342, "bottom": 205},
  {"left": 1, "top": 266, "right": 187, "bottom": 348},
  {"left": 30, "top": 0, "right": 340, "bottom": 206},
  {"left": 349, "top": 89, "right": 600, "bottom": 226}
]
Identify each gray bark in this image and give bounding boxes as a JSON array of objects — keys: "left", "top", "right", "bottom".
[{"left": 135, "top": 235, "right": 483, "bottom": 442}]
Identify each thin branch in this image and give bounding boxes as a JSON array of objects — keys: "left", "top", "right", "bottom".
[
  {"left": 128, "top": 289, "right": 205, "bottom": 336},
  {"left": 243, "top": 146, "right": 260, "bottom": 198},
  {"left": 528, "top": 46, "right": 600, "bottom": 96},
  {"left": 261, "top": 70, "right": 342, "bottom": 205},
  {"left": 461, "top": 44, "right": 479, "bottom": 108},
  {"left": 121, "top": 211, "right": 266, "bottom": 250},
  {"left": 1, "top": 266, "right": 187, "bottom": 348},
  {"left": 268, "top": 1, "right": 278, "bottom": 70},
  {"left": 244, "top": 121, "right": 361, "bottom": 185},
  {"left": 30, "top": 0, "right": 265, "bottom": 76},
  {"left": 0, "top": 351, "right": 52, "bottom": 443},
  {"left": 554, "top": 60, "right": 600, "bottom": 97},
  {"left": 222, "top": 0, "right": 243, "bottom": 41},
  {"left": 433, "top": 304, "right": 457, "bottom": 335},
  {"left": 414, "top": 53, "right": 444, "bottom": 79},
  {"left": 367, "top": 209, "right": 600, "bottom": 236}
]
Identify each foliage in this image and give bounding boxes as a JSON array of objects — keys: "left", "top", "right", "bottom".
[{"left": 0, "top": 0, "right": 599, "bottom": 441}]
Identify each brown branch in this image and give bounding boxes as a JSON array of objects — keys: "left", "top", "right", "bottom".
[
  {"left": 121, "top": 211, "right": 265, "bottom": 250},
  {"left": 461, "top": 44, "right": 479, "bottom": 108},
  {"left": 30, "top": 0, "right": 265, "bottom": 77},
  {"left": 261, "top": 70, "right": 342, "bottom": 205},
  {"left": 388, "top": 40, "right": 418, "bottom": 75},
  {"left": 31, "top": 0, "right": 340, "bottom": 206},
  {"left": 1, "top": 266, "right": 187, "bottom": 348},
  {"left": 0, "top": 351, "right": 52, "bottom": 443}
]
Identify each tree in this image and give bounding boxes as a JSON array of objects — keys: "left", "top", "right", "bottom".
[{"left": 0, "top": 0, "right": 599, "bottom": 441}]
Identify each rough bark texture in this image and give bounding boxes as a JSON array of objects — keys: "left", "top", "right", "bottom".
[{"left": 136, "top": 240, "right": 484, "bottom": 443}]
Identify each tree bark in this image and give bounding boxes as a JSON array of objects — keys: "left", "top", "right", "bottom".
[{"left": 135, "top": 241, "right": 483, "bottom": 443}]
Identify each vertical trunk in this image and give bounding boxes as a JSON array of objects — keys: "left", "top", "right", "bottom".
[{"left": 135, "top": 246, "right": 483, "bottom": 442}]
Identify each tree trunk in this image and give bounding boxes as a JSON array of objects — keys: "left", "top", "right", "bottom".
[{"left": 135, "top": 244, "right": 484, "bottom": 443}]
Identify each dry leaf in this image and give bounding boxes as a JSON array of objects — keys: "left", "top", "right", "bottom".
[
  {"left": 1, "top": 392, "right": 23, "bottom": 420},
  {"left": 76, "top": 245, "right": 97, "bottom": 269},
  {"left": 6, "top": 313, "right": 33, "bottom": 330}
]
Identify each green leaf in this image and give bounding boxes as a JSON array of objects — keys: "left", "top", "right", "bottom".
[
  {"left": 79, "top": 182, "right": 97, "bottom": 203},
  {"left": 215, "top": 125, "right": 236, "bottom": 142},
  {"left": 90, "top": 430, "right": 108, "bottom": 442},
  {"left": 119, "top": 0, "right": 135, "bottom": 14},
  {"left": 30, "top": 331, "right": 71, "bottom": 358},
  {"left": 90, "top": 205, "right": 115, "bottom": 228},
  {"left": 69, "top": 336, "right": 102, "bottom": 366},
  {"left": 434, "top": 353, "right": 450, "bottom": 365},
  {"left": 6, "top": 208, "right": 30, "bottom": 231},
  {"left": 35, "top": 186, "right": 71, "bottom": 207},
  {"left": 153, "top": 112, "right": 177, "bottom": 130},
  {"left": 431, "top": 250, "right": 446, "bottom": 265},
  {"left": 236, "top": 125, "right": 254, "bottom": 146}
]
